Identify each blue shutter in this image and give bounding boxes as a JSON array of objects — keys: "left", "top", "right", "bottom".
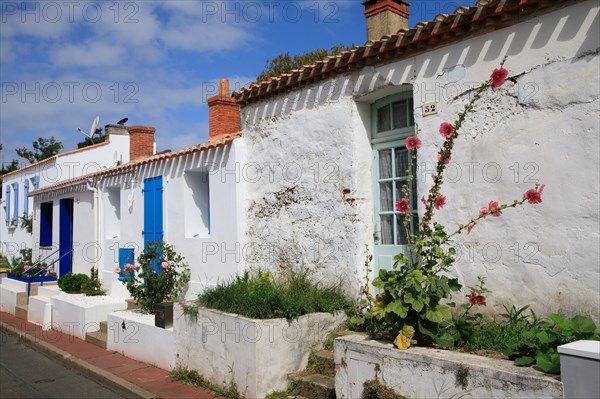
[
  {"left": 12, "top": 183, "right": 18, "bottom": 225},
  {"left": 33, "top": 176, "right": 40, "bottom": 190},
  {"left": 143, "top": 176, "right": 164, "bottom": 273},
  {"left": 24, "top": 180, "right": 29, "bottom": 216},
  {"left": 5, "top": 187, "right": 10, "bottom": 226},
  {"left": 118, "top": 248, "right": 135, "bottom": 281}
]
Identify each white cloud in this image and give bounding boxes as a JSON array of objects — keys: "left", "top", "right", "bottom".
[{"left": 50, "top": 41, "right": 127, "bottom": 67}]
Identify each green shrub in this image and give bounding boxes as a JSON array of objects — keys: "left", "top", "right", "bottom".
[
  {"left": 57, "top": 273, "right": 90, "bottom": 293},
  {"left": 81, "top": 267, "right": 106, "bottom": 296},
  {"left": 196, "top": 270, "right": 353, "bottom": 319},
  {"left": 363, "top": 379, "right": 406, "bottom": 399}
]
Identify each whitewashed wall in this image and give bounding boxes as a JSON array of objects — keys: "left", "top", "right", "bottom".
[
  {"left": 240, "top": 1, "right": 600, "bottom": 319},
  {"left": 1, "top": 133, "right": 130, "bottom": 261},
  {"left": 98, "top": 139, "right": 247, "bottom": 299}
]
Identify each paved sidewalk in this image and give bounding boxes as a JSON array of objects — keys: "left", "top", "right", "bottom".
[{"left": 0, "top": 311, "right": 221, "bottom": 399}]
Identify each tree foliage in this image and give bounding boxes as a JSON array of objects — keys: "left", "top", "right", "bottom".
[
  {"left": 77, "top": 134, "right": 107, "bottom": 149},
  {"left": 256, "top": 44, "right": 352, "bottom": 82},
  {"left": 15, "top": 137, "right": 63, "bottom": 164}
]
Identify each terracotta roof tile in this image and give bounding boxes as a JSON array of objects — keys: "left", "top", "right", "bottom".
[
  {"left": 29, "top": 133, "right": 241, "bottom": 195},
  {"left": 233, "top": 0, "right": 569, "bottom": 104}
]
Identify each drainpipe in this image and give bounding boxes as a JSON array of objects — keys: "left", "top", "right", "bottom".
[{"left": 86, "top": 177, "right": 102, "bottom": 269}]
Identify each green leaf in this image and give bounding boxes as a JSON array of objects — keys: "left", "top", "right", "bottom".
[
  {"left": 515, "top": 356, "right": 535, "bottom": 366},
  {"left": 435, "top": 332, "right": 455, "bottom": 349},
  {"left": 372, "top": 277, "right": 384, "bottom": 289},
  {"left": 385, "top": 301, "right": 408, "bottom": 318},
  {"left": 570, "top": 315, "right": 597, "bottom": 335},
  {"left": 536, "top": 353, "right": 561, "bottom": 374},
  {"left": 550, "top": 314, "right": 571, "bottom": 332},
  {"left": 425, "top": 305, "right": 452, "bottom": 323}
]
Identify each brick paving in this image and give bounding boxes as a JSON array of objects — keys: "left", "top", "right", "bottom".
[{"left": 0, "top": 311, "right": 222, "bottom": 399}]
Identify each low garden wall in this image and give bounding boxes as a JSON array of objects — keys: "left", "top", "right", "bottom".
[
  {"left": 51, "top": 294, "right": 127, "bottom": 339},
  {"left": 174, "top": 304, "right": 346, "bottom": 398},
  {"left": 107, "top": 310, "right": 176, "bottom": 370},
  {"left": 334, "top": 334, "right": 563, "bottom": 399}
]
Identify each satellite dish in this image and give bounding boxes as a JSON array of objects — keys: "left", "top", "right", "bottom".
[{"left": 76, "top": 116, "right": 101, "bottom": 144}]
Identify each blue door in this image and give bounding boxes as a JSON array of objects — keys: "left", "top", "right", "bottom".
[
  {"left": 59, "top": 198, "right": 74, "bottom": 276},
  {"left": 143, "top": 176, "right": 163, "bottom": 271}
]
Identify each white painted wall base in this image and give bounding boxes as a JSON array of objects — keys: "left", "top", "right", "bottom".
[
  {"left": 28, "top": 296, "right": 52, "bottom": 329},
  {"left": 51, "top": 294, "right": 127, "bottom": 339},
  {"left": 334, "top": 334, "right": 563, "bottom": 399},
  {"left": 0, "top": 278, "right": 27, "bottom": 314},
  {"left": 174, "top": 304, "right": 346, "bottom": 398},
  {"left": 106, "top": 310, "right": 176, "bottom": 371}
]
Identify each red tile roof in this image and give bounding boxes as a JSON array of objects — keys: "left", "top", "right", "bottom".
[
  {"left": 29, "top": 133, "right": 241, "bottom": 195},
  {"left": 1, "top": 141, "right": 110, "bottom": 179},
  {"left": 233, "top": 0, "right": 571, "bottom": 104}
]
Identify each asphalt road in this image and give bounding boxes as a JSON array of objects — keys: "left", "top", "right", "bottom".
[{"left": 0, "top": 329, "right": 128, "bottom": 399}]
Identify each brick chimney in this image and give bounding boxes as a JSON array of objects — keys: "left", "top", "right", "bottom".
[
  {"left": 363, "top": 0, "right": 410, "bottom": 41},
  {"left": 128, "top": 125, "right": 156, "bottom": 160},
  {"left": 207, "top": 79, "right": 240, "bottom": 138}
]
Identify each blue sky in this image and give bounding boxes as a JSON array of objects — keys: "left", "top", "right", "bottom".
[{"left": 1, "top": 0, "right": 475, "bottom": 167}]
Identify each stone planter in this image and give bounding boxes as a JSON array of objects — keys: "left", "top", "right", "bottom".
[
  {"left": 51, "top": 294, "right": 128, "bottom": 339},
  {"left": 174, "top": 304, "right": 346, "bottom": 398},
  {"left": 335, "top": 334, "right": 563, "bottom": 399},
  {"left": 107, "top": 309, "right": 176, "bottom": 370}
]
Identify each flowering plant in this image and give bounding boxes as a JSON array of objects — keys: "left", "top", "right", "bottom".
[
  {"left": 365, "top": 59, "right": 546, "bottom": 349},
  {"left": 117, "top": 241, "right": 190, "bottom": 314}
]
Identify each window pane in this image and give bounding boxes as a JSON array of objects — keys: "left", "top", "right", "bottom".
[
  {"left": 377, "top": 105, "right": 391, "bottom": 133},
  {"left": 392, "top": 100, "right": 408, "bottom": 129},
  {"left": 395, "top": 147, "right": 409, "bottom": 178},
  {"left": 408, "top": 98, "right": 414, "bottom": 126},
  {"left": 395, "top": 181, "right": 407, "bottom": 206},
  {"left": 396, "top": 214, "right": 408, "bottom": 245},
  {"left": 380, "top": 182, "right": 393, "bottom": 211},
  {"left": 411, "top": 212, "right": 420, "bottom": 234},
  {"left": 381, "top": 215, "right": 393, "bottom": 245},
  {"left": 379, "top": 149, "right": 392, "bottom": 179}
]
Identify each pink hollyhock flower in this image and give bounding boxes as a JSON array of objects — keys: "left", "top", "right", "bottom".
[
  {"left": 491, "top": 67, "right": 509, "bottom": 92},
  {"left": 524, "top": 189, "right": 542, "bottom": 204},
  {"left": 437, "top": 153, "right": 451, "bottom": 164},
  {"left": 434, "top": 195, "right": 446, "bottom": 210},
  {"left": 124, "top": 263, "right": 132, "bottom": 273},
  {"left": 114, "top": 267, "right": 121, "bottom": 274},
  {"left": 24, "top": 265, "right": 31, "bottom": 271},
  {"left": 369, "top": 255, "right": 373, "bottom": 262},
  {"left": 133, "top": 264, "right": 140, "bottom": 271},
  {"left": 439, "top": 122, "right": 455, "bottom": 139},
  {"left": 468, "top": 290, "right": 486, "bottom": 305},
  {"left": 420, "top": 196, "right": 427, "bottom": 206},
  {"left": 161, "top": 261, "right": 170, "bottom": 269},
  {"left": 405, "top": 136, "right": 422, "bottom": 149},
  {"left": 466, "top": 222, "right": 476, "bottom": 235},
  {"left": 479, "top": 207, "right": 488, "bottom": 217},
  {"left": 395, "top": 199, "right": 410, "bottom": 213},
  {"left": 488, "top": 200, "right": 502, "bottom": 217}
]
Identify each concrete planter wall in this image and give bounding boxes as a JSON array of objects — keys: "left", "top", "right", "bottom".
[
  {"left": 335, "top": 334, "right": 563, "bottom": 399},
  {"left": 174, "top": 304, "right": 346, "bottom": 398},
  {"left": 107, "top": 310, "right": 176, "bottom": 371},
  {"left": 51, "top": 294, "right": 127, "bottom": 339}
]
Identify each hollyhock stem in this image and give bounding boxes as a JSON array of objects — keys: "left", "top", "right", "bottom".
[{"left": 421, "top": 57, "right": 508, "bottom": 233}]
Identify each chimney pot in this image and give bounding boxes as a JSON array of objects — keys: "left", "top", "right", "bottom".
[
  {"left": 128, "top": 125, "right": 156, "bottom": 161},
  {"left": 208, "top": 79, "right": 240, "bottom": 138},
  {"left": 363, "top": 0, "right": 410, "bottom": 41}
]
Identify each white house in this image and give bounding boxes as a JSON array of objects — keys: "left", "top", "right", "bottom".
[
  {"left": 10, "top": 0, "right": 599, "bottom": 322},
  {"left": 0, "top": 125, "right": 132, "bottom": 263},
  {"left": 28, "top": 86, "right": 246, "bottom": 297},
  {"left": 232, "top": 0, "right": 600, "bottom": 319}
]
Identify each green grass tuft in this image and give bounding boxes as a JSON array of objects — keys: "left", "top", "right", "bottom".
[{"left": 196, "top": 270, "right": 353, "bottom": 319}]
